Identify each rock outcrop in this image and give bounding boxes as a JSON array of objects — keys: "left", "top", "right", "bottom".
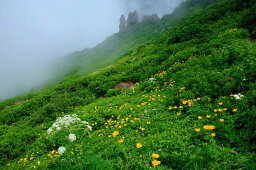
[
  {"left": 114, "top": 81, "right": 137, "bottom": 89},
  {"left": 142, "top": 14, "right": 160, "bottom": 25},
  {"left": 127, "top": 10, "right": 139, "bottom": 26},
  {"left": 119, "top": 15, "right": 126, "bottom": 33},
  {"left": 118, "top": 11, "right": 159, "bottom": 33}
]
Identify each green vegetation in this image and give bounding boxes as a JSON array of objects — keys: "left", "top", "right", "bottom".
[{"left": 0, "top": 0, "right": 256, "bottom": 169}]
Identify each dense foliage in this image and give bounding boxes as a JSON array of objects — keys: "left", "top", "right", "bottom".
[{"left": 0, "top": 0, "right": 255, "bottom": 169}]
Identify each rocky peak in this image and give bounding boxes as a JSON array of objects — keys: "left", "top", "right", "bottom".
[
  {"left": 119, "top": 15, "right": 126, "bottom": 33},
  {"left": 127, "top": 10, "right": 139, "bottom": 26},
  {"left": 118, "top": 11, "right": 159, "bottom": 33}
]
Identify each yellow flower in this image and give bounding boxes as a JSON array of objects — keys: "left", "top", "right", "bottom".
[
  {"left": 141, "top": 102, "right": 147, "bottom": 106},
  {"left": 118, "top": 139, "right": 124, "bottom": 143},
  {"left": 152, "top": 160, "right": 161, "bottom": 166},
  {"left": 152, "top": 153, "right": 160, "bottom": 158},
  {"left": 136, "top": 143, "right": 143, "bottom": 149},
  {"left": 146, "top": 121, "right": 151, "bottom": 124},
  {"left": 198, "top": 116, "right": 203, "bottom": 120},
  {"left": 223, "top": 108, "right": 228, "bottom": 111},
  {"left": 214, "top": 109, "right": 218, "bottom": 112},
  {"left": 182, "top": 101, "right": 187, "bottom": 104},
  {"left": 219, "top": 102, "right": 223, "bottom": 105},
  {"left": 204, "top": 125, "right": 215, "bottom": 130},
  {"left": 179, "top": 106, "right": 183, "bottom": 109},
  {"left": 112, "top": 131, "right": 119, "bottom": 137},
  {"left": 197, "top": 97, "right": 201, "bottom": 100},
  {"left": 211, "top": 133, "right": 216, "bottom": 137},
  {"left": 141, "top": 127, "right": 146, "bottom": 131},
  {"left": 233, "top": 109, "right": 238, "bottom": 112},
  {"left": 206, "top": 115, "right": 211, "bottom": 118},
  {"left": 195, "top": 128, "right": 201, "bottom": 132},
  {"left": 220, "top": 118, "right": 225, "bottom": 122},
  {"left": 218, "top": 109, "right": 223, "bottom": 112}
]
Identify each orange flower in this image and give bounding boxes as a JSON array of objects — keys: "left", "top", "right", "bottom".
[
  {"left": 118, "top": 139, "right": 124, "bottom": 143},
  {"left": 136, "top": 143, "right": 143, "bottom": 149},
  {"left": 182, "top": 101, "right": 187, "bottom": 105},
  {"left": 204, "top": 125, "right": 215, "bottom": 130},
  {"left": 195, "top": 128, "right": 201, "bottom": 132},
  {"left": 152, "top": 160, "right": 161, "bottom": 166},
  {"left": 218, "top": 109, "right": 223, "bottom": 112},
  {"left": 152, "top": 153, "right": 160, "bottom": 158},
  {"left": 198, "top": 116, "right": 203, "bottom": 120},
  {"left": 211, "top": 133, "right": 216, "bottom": 137},
  {"left": 112, "top": 131, "right": 119, "bottom": 137}
]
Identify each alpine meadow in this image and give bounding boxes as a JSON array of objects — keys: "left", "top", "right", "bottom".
[{"left": 0, "top": 0, "right": 256, "bottom": 169}]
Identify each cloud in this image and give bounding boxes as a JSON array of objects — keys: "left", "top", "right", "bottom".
[{"left": 0, "top": 0, "right": 183, "bottom": 100}]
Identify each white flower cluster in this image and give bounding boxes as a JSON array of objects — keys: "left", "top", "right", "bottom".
[
  {"left": 58, "top": 146, "right": 66, "bottom": 155},
  {"left": 68, "top": 134, "right": 77, "bottom": 142},
  {"left": 233, "top": 93, "right": 244, "bottom": 100},
  {"left": 149, "top": 77, "right": 156, "bottom": 82},
  {"left": 47, "top": 114, "right": 92, "bottom": 134}
]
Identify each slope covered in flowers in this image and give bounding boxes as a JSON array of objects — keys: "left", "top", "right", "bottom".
[{"left": 0, "top": 0, "right": 256, "bottom": 169}]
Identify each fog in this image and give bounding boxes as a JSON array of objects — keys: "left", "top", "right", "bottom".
[
  {"left": 122, "top": 0, "right": 184, "bottom": 18},
  {"left": 0, "top": 0, "right": 183, "bottom": 100}
]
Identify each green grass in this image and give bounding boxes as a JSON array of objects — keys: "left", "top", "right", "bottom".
[{"left": 0, "top": 0, "right": 256, "bottom": 169}]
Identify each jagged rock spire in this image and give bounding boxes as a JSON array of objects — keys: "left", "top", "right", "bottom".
[
  {"left": 127, "top": 10, "right": 139, "bottom": 26},
  {"left": 119, "top": 15, "right": 126, "bottom": 33}
]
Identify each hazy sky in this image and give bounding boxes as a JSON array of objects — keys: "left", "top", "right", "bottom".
[{"left": 0, "top": 0, "right": 183, "bottom": 100}]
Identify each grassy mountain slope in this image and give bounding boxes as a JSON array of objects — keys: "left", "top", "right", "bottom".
[{"left": 1, "top": 0, "right": 256, "bottom": 169}]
